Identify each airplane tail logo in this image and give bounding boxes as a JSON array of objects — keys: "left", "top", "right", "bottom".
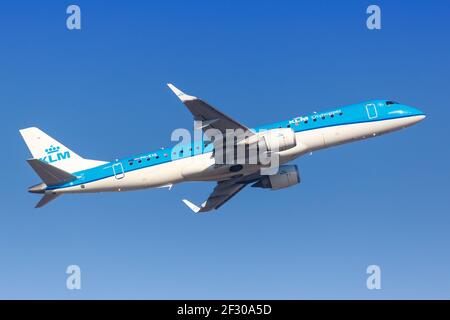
[
  {"left": 40, "top": 145, "right": 71, "bottom": 164},
  {"left": 19, "top": 127, "right": 106, "bottom": 173}
]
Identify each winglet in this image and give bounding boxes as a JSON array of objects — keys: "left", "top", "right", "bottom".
[
  {"left": 167, "top": 83, "right": 197, "bottom": 102},
  {"left": 182, "top": 199, "right": 207, "bottom": 213}
]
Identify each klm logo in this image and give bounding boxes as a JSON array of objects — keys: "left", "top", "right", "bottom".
[{"left": 40, "top": 145, "right": 70, "bottom": 163}]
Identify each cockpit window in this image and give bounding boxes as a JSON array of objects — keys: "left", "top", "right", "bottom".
[{"left": 386, "top": 101, "right": 399, "bottom": 105}]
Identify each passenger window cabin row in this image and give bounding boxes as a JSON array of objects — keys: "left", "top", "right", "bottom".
[
  {"left": 128, "top": 144, "right": 209, "bottom": 165},
  {"left": 286, "top": 111, "right": 344, "bottom": 128}
]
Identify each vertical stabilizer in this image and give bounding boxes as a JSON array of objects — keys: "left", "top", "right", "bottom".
[{"left": 19, "top": 127, "right": 106, "bottom": 173}]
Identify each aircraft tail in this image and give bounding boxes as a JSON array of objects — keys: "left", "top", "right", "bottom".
[
  {"left": 26, "top": 159, "right": 77, "bottom": 208},
  {"left": 25, "top": 159, "right": 76, "bottom": 208},
  {"left": 19, "top": 127, "right": 106, "bottom": 173}
]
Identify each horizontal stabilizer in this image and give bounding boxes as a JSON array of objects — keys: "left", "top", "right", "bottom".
[
  {"left": 35, "top": 193, "right": 60, "bottom": 208},
  {"left": 27, "top": 159, "right": 76, "bottom": 186},
  {"left": 182, "top": 199, "right": 207, "bottom": 213}
]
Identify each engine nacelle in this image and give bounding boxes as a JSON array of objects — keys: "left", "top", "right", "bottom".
[
  {"left": 252, "top": 165, "right": 300, "bottom": 190},
  {"left": 259, "top": 128, "right": 297, "bottom": 153}
]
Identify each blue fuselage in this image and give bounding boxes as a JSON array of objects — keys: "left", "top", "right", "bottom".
[{"left": 46, "top": 99, "right": 425, "bottom": 192}]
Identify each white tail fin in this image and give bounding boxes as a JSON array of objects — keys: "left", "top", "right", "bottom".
[{"left": 20, "top": 127, "right": 107, "bottom": 173}]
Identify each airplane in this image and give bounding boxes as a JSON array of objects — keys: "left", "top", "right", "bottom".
[{"left": 20, "top": 84, "right": 425, "bottom": 212}]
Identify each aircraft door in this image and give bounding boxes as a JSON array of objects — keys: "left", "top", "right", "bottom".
[
  {"left": 112, "top": 162, "right": 125, "bottom": 179},
  {"left": 366, "top": 103, "right": 378, "bottom": 119}
]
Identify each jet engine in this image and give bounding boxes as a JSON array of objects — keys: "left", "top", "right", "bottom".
[
  {"left": 259, "top": 128, "right": 297, "bottom": 153},
  {"left": 252, "top": 165, "right": 300, "bottom": 190}
]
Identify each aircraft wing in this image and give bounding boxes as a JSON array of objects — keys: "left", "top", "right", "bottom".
[
  {"left": 182, "top": 172, "right": 261, "bottom": 213},
  {"left": 167, "top": 83, "right": 255, "bottom": 136},
  {"left": 182, "top": 181, "right": 246, "bottom": 213}
]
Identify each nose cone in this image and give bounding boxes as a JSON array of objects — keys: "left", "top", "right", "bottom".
[
  {"left": 411, "top": 114, "right": 426, "bottom": 125},
  {"left": 396, "top": 105, "right": 426, "bottom": 127},
  {"left": 410, "top": 106, "right": 426, "bottom": 117},
  {"left": 407, "top": 106, "right": 426, "bottom": 124},
  {"left": 416, "top": 114, "right": 426, "bottom": 121}
]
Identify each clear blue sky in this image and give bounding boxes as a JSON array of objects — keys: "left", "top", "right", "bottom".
[{"left": 1, "top": 0, "right": 449, "bottom": 299}]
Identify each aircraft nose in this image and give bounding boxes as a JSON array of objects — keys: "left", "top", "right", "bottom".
[
  {"left": 403, "top": 106, "right": 426, "bottom": 125},
  {"left": 400, "top": 104, "right": 425, "bottom": 118},
  {"left": 410, "top": 114, "right": 426, "bottom": 126},
  {"left": 416, "top": 114, "right": 426, "bottom": 121},
  {"left": 411, "top": 106, "right": 425, "bottom": 117},
  {"left": 410, "top": 106, "right": 426, "bottom": 122}
]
